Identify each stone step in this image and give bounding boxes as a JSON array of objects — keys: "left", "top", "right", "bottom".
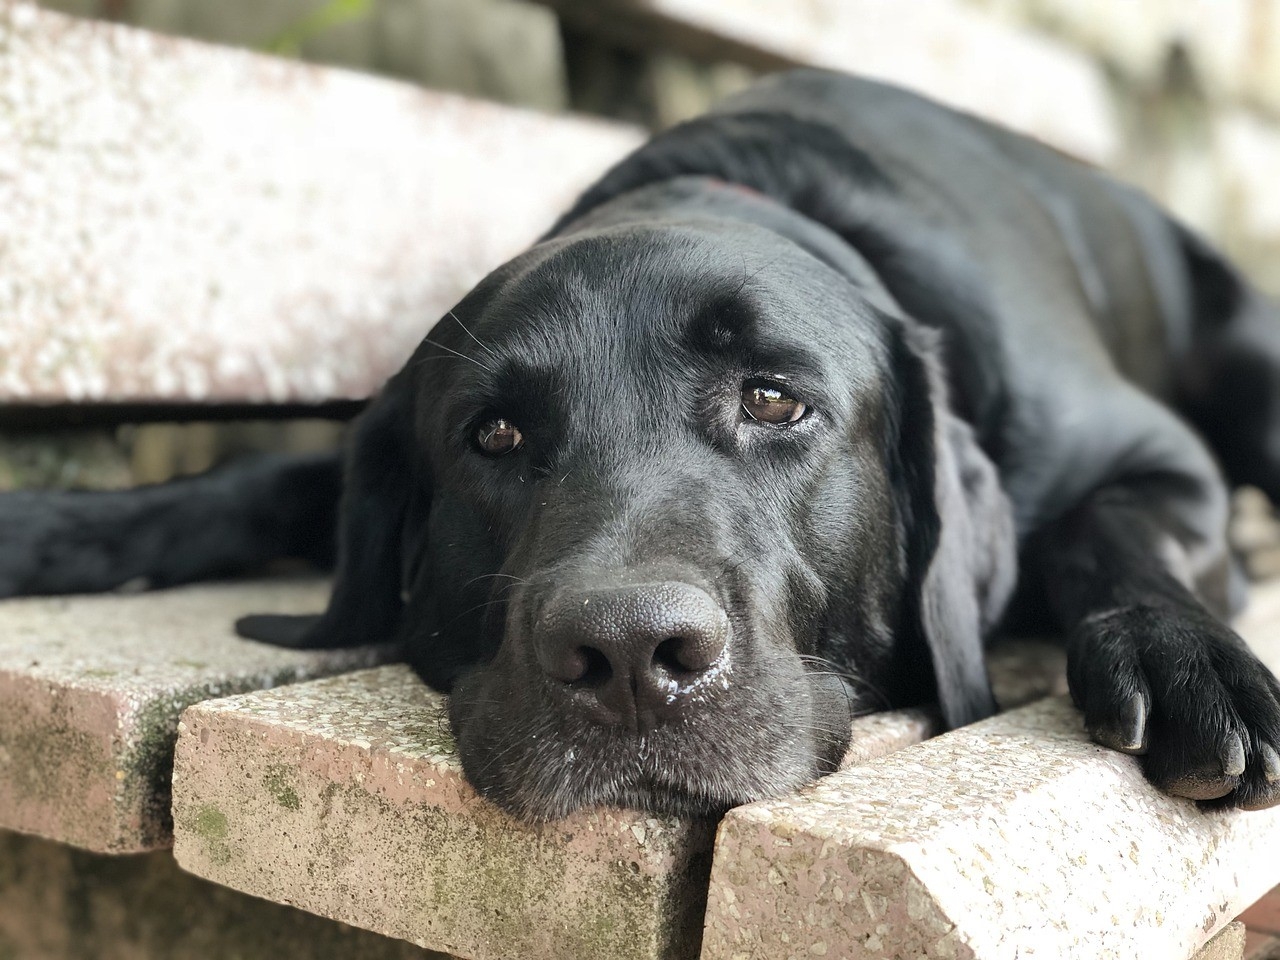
[
  {"left": 169, "top": 668, "right": 954, "bottom": 960},
  {"left": 0, "top": 829, "right": 451, "bottom": 960},
  {"left": 0, "top": 579, "right": 391, "bottom": 853},
  {"left": 539, "top": 0, "right": 1118, "bottom": 165},
  {"left": 699, "top": 581, "right": 1280, "bottom": 960},
  {"left": 0, "top": 1, "right": 642, "bottom": 406}
]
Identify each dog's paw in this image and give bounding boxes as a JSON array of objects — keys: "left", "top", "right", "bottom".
[
  {"left": 1068, "top": 604, "right": 1280, "bottom": 810},
  {"left": 235, "top": 613, "right": 325, "bottom": 647}
]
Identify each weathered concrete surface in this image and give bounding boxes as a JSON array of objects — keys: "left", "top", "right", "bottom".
[
  {"left": 700, "top": 574, "right": 1280, "bottom": 960},
  {"left": 0, "top": 1, "right": 641, "bottom": 405},
  {"left": 0, "top": 579, "right": 391, "bottom": 853},
  {"left": 171, "top": 667, "right": 943, "bottom": 960},
  {"left": 838, "top": 708, "right": 941, "bottom": 769},
  {"left": 986, "top": 635, "right": 1068, "bottom": 709},
  {"left": 542, "top": 0, "right": 1117, "bottom": 164},
  {"left": 697, "top": 583, "right": 1280, "bottom": 960},
  {"left": 703, "top": 695, "right": 1280, "bottom": 960},
  {"left": 0, "top": 829, "right": 450, "bottom": 959},
  {"left": 171, "top": 666, "right": 717, "bottom": 960},
  {"left": 1197, "top": 921, "right": 1247, "bottom": 960}
]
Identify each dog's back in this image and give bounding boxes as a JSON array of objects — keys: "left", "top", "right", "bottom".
[{"left": 558, "top": 68, "right": 1280, "bottom": 549}]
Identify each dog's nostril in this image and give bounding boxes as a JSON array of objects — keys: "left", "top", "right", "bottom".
[
  {"left": 654, "top": 636, "right": 697, "bottom": 676},
  {"left": 654, "top": 625, "right": 724, "bottom": 675},
  {"left": 574, "top": 646, "right": 613, "bottom": 687}
]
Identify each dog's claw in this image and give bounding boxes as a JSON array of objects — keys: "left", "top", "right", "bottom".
[
  {"left": 1088, "top": 693, "right": 1148, "bottom": 754},
  {"left": 1221, "top": 735, "right": 1247, "bottom": 778},
  {"left": 1261, "top": 743, "right": 1280, "bottom": 783},
  {"left": 1117, "top": 694, "right": 1148, "bottom": 753}
]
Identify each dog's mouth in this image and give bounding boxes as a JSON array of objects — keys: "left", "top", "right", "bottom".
[{"left": 448, "top": 667, "right": 857, "bottom": 822}]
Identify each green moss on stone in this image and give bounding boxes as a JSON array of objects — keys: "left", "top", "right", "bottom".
[
  {"left": 263, "top": 765, "right": 302, "bottom": 811},
  {"left": 0, "top": 831, "right": 445, "bottom": 958},
  {"left": 190, "top": 805, "right": 232, "bottom": 865},
  {"left": 0, "top": 689, "right": 116, "bottom": 847},
  {"left": 193, "top": 806, "right": 227, "bottom": 839}
]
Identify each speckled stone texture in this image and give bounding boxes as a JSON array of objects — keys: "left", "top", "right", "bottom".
[
  {"left": 702, "top": 704, "right": 1280, "bottom": 960},
  {"left": 0, "top": 579, "right": 391, "bottom": 853},
  {"left": 697, "top": 584, "right": 1280, "bottom": 959},
  {"left": 0, "top": 830, "right": 452, "bottom": 960},
  {"left": 170, "top": 667, "right": 942, "bottom": 960},
  {"left": 1197, "top": 922, "right": 1247, "bottom": 960},
  {"left": 0, "top": 1, "right": 641, "bottom": 404},
  {"left": 543, "top": 0, "right": 1117, "bottom": 164}
]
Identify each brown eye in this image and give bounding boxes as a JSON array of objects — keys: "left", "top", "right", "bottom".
[
  {"left": 742, "top": 383, "right": 808, "bottom": 424},
  {"left": 475, "top": 418, "right": 523, "bottom": 456}
]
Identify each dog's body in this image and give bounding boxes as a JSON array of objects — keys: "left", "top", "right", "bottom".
[{"left": 8, "top": 70, "right": 1280, "bottom": 818}]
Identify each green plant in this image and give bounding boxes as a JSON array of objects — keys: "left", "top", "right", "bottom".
[{"left": 262, "top": 0, "right": 373, "bottom": 56}]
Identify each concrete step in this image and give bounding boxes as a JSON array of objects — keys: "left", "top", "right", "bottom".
[
  {"left": 699, "top": 582, "right": 1280, "bottom": 960},
  {"left": 703, "top": 695, "right": 1275, "bottom": 959},
  {"left": 540, "top": 0, "right": 1118, "bottom": 165},
  {"left": 169, "top": 668, "right": 952, "bottom": 960},
  {"left": 0, "top": 579, "right": 390, "bottom": 852},
  {"left": 0, "top": 829, "right": 451, "bottom": 960},
  {"left": 0, "top": 2, "right": 641, "bottom": 406}
]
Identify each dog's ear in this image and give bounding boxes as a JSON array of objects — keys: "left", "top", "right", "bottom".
[
  {"left": 889, "top": 322, "right": 1016, "bottom": 728},
  {"left": 236, "top": 374, "right": 424, "bottom": 649}
]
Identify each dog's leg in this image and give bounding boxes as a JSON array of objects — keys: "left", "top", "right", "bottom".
[
  {"left": 0, "top": 452, "right": 340, "bottom": 598},
  {"left": 1029, "top": 473, "right": 1280, "bottom": 809}
]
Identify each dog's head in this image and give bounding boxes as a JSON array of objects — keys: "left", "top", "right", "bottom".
[{"left": 265, "top": 199, "right": 1015, "bottom": 820}]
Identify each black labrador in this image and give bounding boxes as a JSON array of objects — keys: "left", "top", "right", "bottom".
[{"left": 8, "top": 69, "right": 1280, "bottom": 820}]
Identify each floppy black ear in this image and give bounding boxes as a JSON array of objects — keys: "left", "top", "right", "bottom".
[
  {"left": 891, "top": 323, "right": 1017, "bottom": 728},
  {"left": 236, "top": 375, "right": 423, "bottom": 649}
]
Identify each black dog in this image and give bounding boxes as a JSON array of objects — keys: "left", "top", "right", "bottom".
[{"left": 8, "top": 69, "right": 1280, "bottom": 820}]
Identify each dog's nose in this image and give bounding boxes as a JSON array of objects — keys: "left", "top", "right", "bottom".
[{"left": 535, "top": 581, "right": 729, "bottom": 727}]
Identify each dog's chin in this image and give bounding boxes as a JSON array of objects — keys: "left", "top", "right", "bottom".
[
  {"left": 449, "top": 671, "right": 856, "bottom": 824},
  {"left": 466, "top": 750, "right": 819, "bottom": 824}
]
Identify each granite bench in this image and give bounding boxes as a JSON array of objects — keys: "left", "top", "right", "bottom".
[{"left": 0, "top": 0, "right": 640, "bottom": 411}]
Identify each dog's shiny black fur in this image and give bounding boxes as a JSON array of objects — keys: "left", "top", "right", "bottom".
[{"left": 8, "top": 70, "right": 1280, "bottom": 818}]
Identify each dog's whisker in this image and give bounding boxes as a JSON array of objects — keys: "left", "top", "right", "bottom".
[
  {"left": 447, "top": 309, "right": 499, "bottom": 360},
  {"left": 461, "top": 572, "right": 531, "bottom": 590},
  {"left": 419, "top": 336, "right": 494, "bottom": 373}
]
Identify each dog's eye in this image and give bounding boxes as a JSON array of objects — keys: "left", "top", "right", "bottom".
[
  {"left": 741, "top": 383, "right": 807, "bottom": 425},
  {"left": 475, "top": 418, "right": 524, "bottom": 456}
]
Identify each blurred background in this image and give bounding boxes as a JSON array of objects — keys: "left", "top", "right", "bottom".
[{"left": 8, "top": 0, "right": 1280, "bottom": 571}]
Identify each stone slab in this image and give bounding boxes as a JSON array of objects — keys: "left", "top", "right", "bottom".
[
  {"left": 704, "top": 695, "right": 1280, "bottom": 959},
  {"left": 1199, "top": 922, "right": 1247, "bottom": 960},
  {"left": 0, "top": 829, "right": 450, "bottom": 959},
  {"left": 700, "top": 582, "right": 1280, "bottom": 960},
  {"left": 0, "top": 579, "right": 392, "bottom": 853},
  {"left": 542, "top": 0, "right": 1118, "bottom": 164},
  {"left": 0, "top": 1, "right": 642, "bottom": 405},
  {"left": 171, "top": 667, "right": 942, "bottom": 960}
]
